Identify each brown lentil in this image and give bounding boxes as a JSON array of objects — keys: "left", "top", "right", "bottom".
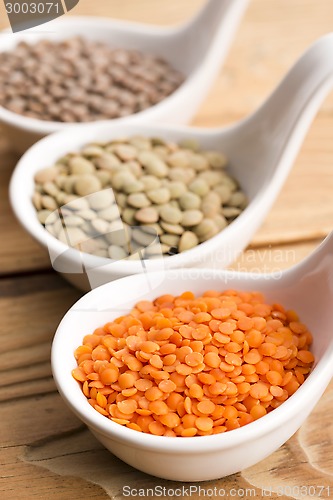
[
  {"left": 0, "top": 38, "right": 184, "bottom": 122},
  {"left": 72, "top": 289, "right": 314, "bottom": 437}
]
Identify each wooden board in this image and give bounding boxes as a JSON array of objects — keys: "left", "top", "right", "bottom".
[
  {"left": 1, "top": 0, "right": 333, "bottom": 498},
  {"left": 0, "top": 136, "right": 50, "bottom": 275}
]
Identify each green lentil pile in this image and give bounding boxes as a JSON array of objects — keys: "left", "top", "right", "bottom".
[{"left": 33, "top": 136, "right": 247, "bottom": 259}]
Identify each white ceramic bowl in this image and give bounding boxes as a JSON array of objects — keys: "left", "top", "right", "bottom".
[
  {"left": 10, "top": 35, "right": 333, "bottom": 291},
  {"left": 51, "top": 267, "right": 333, "bottom": 481},
  {"left": 0, "top": 1, "right": 248, "bottom": 153},
  {"left": 9, "top": 121, "right": 256, "bottom": 291}
]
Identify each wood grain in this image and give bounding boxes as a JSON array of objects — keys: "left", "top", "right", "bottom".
[
  {"left": 0, "top": 136, "right": 50, "bottom": 275},
  {"left": 1, "top": 0, "right": 333, "bottom": 498}
]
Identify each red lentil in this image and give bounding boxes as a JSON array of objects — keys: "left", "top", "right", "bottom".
[{"left": 72, "top": 289, "right": 314, "bottom": 437}]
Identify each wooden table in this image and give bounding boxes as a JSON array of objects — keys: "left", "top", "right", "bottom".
[{"left": 1, "top": 1, "right": 333, "bottom": 498}]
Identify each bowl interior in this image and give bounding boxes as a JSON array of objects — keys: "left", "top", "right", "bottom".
[
  {"left": 0, "top": 16, "right": 200, "bottom": 138},
  {"left": 0, "top": 17, "right": 191, "bottom": 74},
  {"left": 51, "top": 268, "right": 333, "bottom": 453},
  {"left": 11, "top": 121, "right": 265, "bottom": 280}
]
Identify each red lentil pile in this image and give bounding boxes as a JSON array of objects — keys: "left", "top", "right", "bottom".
[{"left": 72, "top": 289, "right": 314, "bottom": 437}]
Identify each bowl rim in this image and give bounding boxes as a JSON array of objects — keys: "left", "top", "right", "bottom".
[
  {"left": 51, "top": 267, "right": 333, "bottom": 454},
  {"left": 0, "top": 15, "right": 197, "bottom": 134},
  {"left": 9, "top": 120, "right": 263, "bottom": 275}
]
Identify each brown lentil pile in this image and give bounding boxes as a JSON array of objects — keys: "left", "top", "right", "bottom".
[
  {"left": 33, "top": 136, "right": 247, "bottom": 258},
  {"left": 72, "top": 289, "right": 314, "bottom": 437},
  {"left": 0, "top": 37, "right": 184, "bottom": 122}
]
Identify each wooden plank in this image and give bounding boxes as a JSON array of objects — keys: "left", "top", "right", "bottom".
[
  {"left": 19, "top": 383, "right": 333, "bottom": 499},
  {"left": 251, "top": 117, "right": 333, "bottom": 245},
  {"left": 193, "top": 0, "right": 333, "bottom": 127},
  {"left": 2, "top": 242, "right": 333, "bottom": 499},
  {"left": 229, "top": 240, "right": 319, "bottom": 273},
  {"left": 0, "top": 273, "right": 107, "bottom": 499},
  {"left": 0, "top": 447, "right": 108, "bottom": 500},
  {"left": 0, "top": 137, "right": 50, "bottom": 275}
]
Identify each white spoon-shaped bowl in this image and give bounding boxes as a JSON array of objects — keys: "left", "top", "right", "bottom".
[
  {"left": 51, "top": 230, "right": 333, "bottom": 481},
  {"left": 0, "top": 0, "right": 248, "bottom": 153},
  {"left": 10, "top": 34, "right": 333, "bottom": 291}
]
